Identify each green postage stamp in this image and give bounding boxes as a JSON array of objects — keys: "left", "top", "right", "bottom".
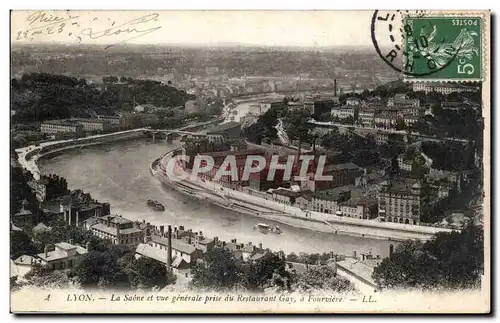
[{"left": 403, "top": 16, "right": 483, "bottom": 81}]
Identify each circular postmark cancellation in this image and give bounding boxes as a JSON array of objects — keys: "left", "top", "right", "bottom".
[{"left": 371, "top": 10, "right": 483, "bottom": 80}]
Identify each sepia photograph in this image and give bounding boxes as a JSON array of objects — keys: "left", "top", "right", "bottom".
[{"left": 8, "top": 9, "right": 490, "bottom": 314}]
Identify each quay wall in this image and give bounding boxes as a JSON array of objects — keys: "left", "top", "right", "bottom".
[
  {"left": 151, "top": 152, "right": 455, "bottom": 241},
  {"left": 17, "top": 130, "right": 146, "bottom": 180}
]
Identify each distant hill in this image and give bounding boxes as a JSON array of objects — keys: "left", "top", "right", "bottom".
[{"left": 10, "top": 73, "right": 195, "bottom": 124}]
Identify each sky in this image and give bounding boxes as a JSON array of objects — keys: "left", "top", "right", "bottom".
[{"left": 11, "top": 10, "right": 376, "bottom": 48}]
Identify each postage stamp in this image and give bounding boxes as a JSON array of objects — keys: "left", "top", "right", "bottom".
[
  {"left": 371, "top": 10, "right": 486, "bottom": 82},
  {"left": 403, "top": 16, "right": 483, "bottom": 81},
  {"left": 9, "top": 10, "right": 490, "bottom": 314}
]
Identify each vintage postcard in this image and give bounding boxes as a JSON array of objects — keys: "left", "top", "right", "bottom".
[{"left": 9, "top": 10, "right": 490, "bottom": 314}]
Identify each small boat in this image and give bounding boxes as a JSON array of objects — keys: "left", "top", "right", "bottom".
[
  {"left": 253, "top": 223, "right": 282, "bottom": 234},
  {"left": 147, "top": 199, "right": 165, "bottom": 212}
]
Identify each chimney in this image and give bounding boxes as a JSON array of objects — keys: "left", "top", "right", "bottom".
[
  {"left": 174, "top": 227, "right": 178, "bottom": 232},
  {"left": 258, "top": 243, "right": 263, "bottom": 250},
  {"left": 362, "top": 254, "right": 365, "bottom": 261},
  {"left": 333, "top": 79, "right": 337, "bottom": 97},
  {"left": 143, "top": 219, "right": 146, "bottom": 224},
  {"left": 389, "top": 244, "right": 394, "bottom": 259},
  {"left": 69, "top": 239, "right": 74, "bottom": 245},
  {"left": 44, "top": 245, "right": 49, "bottom": 258},
  {"left": 214, "top": 236, "right": 219, "bottom": 243},
  {"left": 160, "top": 225, "right": 165, "bottom": 235},
  {"left": 353, "top": 251, "right": 357, "bottom": 259},
  {"left": 106, "top": 217, "right": 111, "bottom": 227},
  {"left": 222, "top": 241, "right": 226, "bottom": 247},
  {"left": 180, "top": 226, "right": 184, "bottom": 231},
  {"left": 167, "top": 225, "right": 172, "bottom": 268},
  {"left": 199, "top": 231, "right": 203, "bottom": 236}
]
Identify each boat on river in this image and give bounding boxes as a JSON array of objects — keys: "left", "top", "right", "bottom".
[
  {"left": 147, "top": 199, "right": 165, "bottom": 212},
  {"left": 253, "top": 223, "right": 282, "bottom": 234}
]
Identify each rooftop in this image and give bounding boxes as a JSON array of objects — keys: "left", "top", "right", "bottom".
[
  {"left": 337, "top": 258, "right": 380, "bottom": 287},
  {"left": 150, "top": 235, "right": 197, "bottom": 254},
  {"left": 37, "top": 242, "right": 87, "bottom": 262},
  {"left": 99, "top": 215, "right": 134, "bottom": 225},
  {"left": 136, "top": 243, "right": 169, "bottom": 265},
  {"left": 273, "top": 188, "right": 301, "bottom": 198},
  {"left": 42, "top": 119, "right": 83, "bottom": 127},
  {"left": 14, "top": 255, "right": 39, "bottom": 266},
  {"left": 323, "top": 163, "right": 360, "bottom": 173},
  {"left": 340, "top": 197, "right": 378, "bottom": 208}
]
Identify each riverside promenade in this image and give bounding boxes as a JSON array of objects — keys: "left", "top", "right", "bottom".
[{"left": 152, "top": 151, "right": 456, "bottom": 241}]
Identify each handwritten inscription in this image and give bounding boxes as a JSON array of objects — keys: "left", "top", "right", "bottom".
[
  {"left": 14, "top": 11, "right": 162, "bottom": 49},
  {"left": 80, "top": 13, "right": 162, "bottom": 49}
]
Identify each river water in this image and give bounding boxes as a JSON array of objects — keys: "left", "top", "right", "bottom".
[{"left": 38, "top": 138, "right": 393, "bottom": 257}]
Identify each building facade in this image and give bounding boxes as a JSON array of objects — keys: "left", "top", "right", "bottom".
[
  {"left": 41, "top": 120, "right": 84, "bottom": 134},
  {"left": 89, "top": 215, "right": 144, "bottom": 247},
  {"left": 378, "top": 180, "right": 424, "bottom": 225}
]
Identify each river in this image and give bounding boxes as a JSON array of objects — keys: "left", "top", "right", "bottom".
[{"left": 38, "top": 138, "right": 394, "bottom": 257}]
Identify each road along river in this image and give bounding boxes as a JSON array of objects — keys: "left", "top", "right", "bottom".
[{"left": 38, "top": 138, "right": 395, "bottom": 257}]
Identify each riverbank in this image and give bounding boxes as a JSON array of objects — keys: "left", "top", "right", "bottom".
[
  {"left": 16, "top": 130, "right": 146, "bottom": 180},
  {"left": 151, "top": 152, "right": 455, "bottom": 241}
]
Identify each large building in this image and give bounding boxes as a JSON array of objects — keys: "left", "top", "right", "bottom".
[
  {"left": 40, "top": 118, "right": 111, "bottom": 134},
  {"left": 40, "top": 120, "right": 84, "bottom": 134},
  {"left": 378, "top": 180, "right": 424, "bottom": 225},
  {"left": 339, "top": 197, "right": 378, "bottom": 219},
  {"left": 206, "top": 122, "right": 242, "bottom": 143},
  {"left": 359, "top": 109, "right": 376, "bottom": 127},
  {"left": 412, "top": 82, "right": 480, "bottom": 94},
  {"left": 331, "top": 105, "right": 358, "bottom": 120},
  {"left": 89, "top": 215, "right": 144, "bottom": 247},
  {"left": 196, "top": 149, "right": 266, "bottom": 188},
  {"left": 387, "top": 94, "right": 420, "bottom": 108},
  {"left": 304, "top": 163, "right": 362, "bottom": 191},
  {"left": 70, "top": 118, "right": 111, "bottom": 132},
  {"left": 97, "top": 115, "right": 122, "bottom": 126}
]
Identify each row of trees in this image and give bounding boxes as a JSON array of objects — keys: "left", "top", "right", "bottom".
[{"left": 190, "top": 248, "right": 353, "bottom": 293}]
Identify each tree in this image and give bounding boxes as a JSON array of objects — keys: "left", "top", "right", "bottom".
[
  {"left": 11, "top": 230, "right": 38, "bottom": 260},
  {"left": 190, "top": 248, "right": 244, "bottom": 291},
  {"left": 128, "top": 257, "right": 176, "bottom": 289},
  {"left": 294, "top": 265, "right": 353, "bottom": 292},
  {"left": 244, "top": 253, "right": 291, "bottom": 291},
  {"left": 24, "top": 263, "right": 73, "bottom": 289},
  {"left": 283, "top": 108, "right": 313, "bottom": 148},
  {"left": 72, "top": 250, "right": 130, "bottom": 289},
  {"left": 372, "top": 224, "right": 484, "bottom": 290}
]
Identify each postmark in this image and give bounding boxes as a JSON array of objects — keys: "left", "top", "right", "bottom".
[{"left": 371, "top": 10, "right": 483, "bottom": 81}]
